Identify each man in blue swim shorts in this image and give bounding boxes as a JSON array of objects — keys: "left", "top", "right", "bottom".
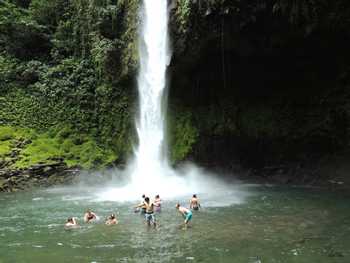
[{"left": 176, "top": 203, "right": 192, "bottom": 227}]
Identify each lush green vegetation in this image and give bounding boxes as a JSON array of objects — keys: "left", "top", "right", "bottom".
[
  {"left": 1, "top": 0, "right": 350, "bottom": 174},
  {"left": 0, "top": 0, "right": 140, "bottom": 169},
  {"left": 168, "top": 109, "right": 198, "bottom": 163},
  {"left": 0, "top": 125, "right": 116, "bottom": 169}
]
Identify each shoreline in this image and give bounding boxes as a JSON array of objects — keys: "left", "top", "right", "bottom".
[{"left": 1, "top": 160, "right": 349, "bottom": 193}]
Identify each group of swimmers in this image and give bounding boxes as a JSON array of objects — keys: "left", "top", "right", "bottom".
[
  {"left": 65, "top": 209, "right": 118, "bottom": 228},
  {"left": 65, "top": 194, "right": 201, "bottom": 229}
]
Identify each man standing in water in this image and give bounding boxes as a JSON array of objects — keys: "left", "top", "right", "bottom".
[
  {"left": 136, "top": 197, "right": 156, "bottom": 227},
  {"left": 190, "top": 194, "right": 201, "bottom": 211},
  {"left": 176, "top": 203, "right": 192, "bottom": 228}
]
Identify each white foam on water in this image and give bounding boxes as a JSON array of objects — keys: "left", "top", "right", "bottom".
[
  {"left": 32, "top": 197, "right": 43, "bottom": 201},
  {"left": 96, "top": 164, "right": 250, "bottom": 206}
]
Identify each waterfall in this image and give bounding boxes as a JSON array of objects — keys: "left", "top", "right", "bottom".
[
  {"left": 97, "top": 0, "right": 191, "bottom": 200},
  {"left": 97, "top": 0, "right": 189, "bottom": 201},
  {"left": 127, "top": 0, "right": 197, "bottom": 198},
  {"left": 132, "top": 0, "right": 172, "bottom": 188},
  {"left": 97, "top": 0, "right": 243, "bottom": 203}
]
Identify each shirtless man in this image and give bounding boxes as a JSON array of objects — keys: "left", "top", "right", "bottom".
[
  {"left": 190, "top": 194, "right": 201, "bottom": 211},
  {"left": 176, "top": 203, "right": 193, "bottom": 227},
  {"left": 65, "top": 217, "right": 79, "bottom": 228},
  {"left": 136, "top": 197, "right": 156, "bottom": 227},
  {"left": 105, "top": 213, "right": 118, "bottom": 225},
  {"left": 84, "top": 209, "right": 98, "bottom": 223}
]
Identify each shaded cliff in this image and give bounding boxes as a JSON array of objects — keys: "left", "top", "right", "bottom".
[{"left": 168, "top": 0, "right": 350, "bottom": 178}]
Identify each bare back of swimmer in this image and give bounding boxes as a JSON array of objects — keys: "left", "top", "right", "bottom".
[{"left": 190, "top": 194, "right": 201, "bottom": 211}]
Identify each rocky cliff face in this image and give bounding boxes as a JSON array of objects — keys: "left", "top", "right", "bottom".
[
  {"left": 167, "top": 0, "right": 350, "bottom": 181},
  {"left": 0, "top": 162, "right": 79, "bottom": 192}
]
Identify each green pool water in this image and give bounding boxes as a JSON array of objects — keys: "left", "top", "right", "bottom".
[{"left": 0, "top": 185, "right": 349, "bottom": 263}]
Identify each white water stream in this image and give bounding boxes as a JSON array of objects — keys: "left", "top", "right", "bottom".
[
  {"left": 130, "top": 0, "right": 188, "bottom": 195},
  {"left": 97, "top": 0, "right": 246, "bottom": 204}
]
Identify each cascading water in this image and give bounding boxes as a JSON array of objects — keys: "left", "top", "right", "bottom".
[
  {"left": 97, "top": 0, "right": 247, "bottom": 204},
  {"left": 132, "top": 0, "right": 175, "bottom": 190},
  {"left": 127, "top": 0, "right": 194, "bottom": 198},
  {"left": 98, "top": 0, "right": 192, "bottom": 200}
]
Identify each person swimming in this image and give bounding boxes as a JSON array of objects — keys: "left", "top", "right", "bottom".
[
  {"left": 105, "top": 213, "right": 118, "bottom": 225},
  {"left": 65, "top": 217, "right": 79, "bottom": 228},
  {"left": 154, "top": 194, "right": 161, "bottom": 212},
  {"left": 84, "top": 209, "right": 98, "bottom": 223},
  {"left": 176, "top": 203, "right": 192, "bottom": 227},
  {"left": 190, "top": 194, "right": 201, "bottom": 211},
  {"left": 136, "top": 197, "right": 156, "bottom": 227}
]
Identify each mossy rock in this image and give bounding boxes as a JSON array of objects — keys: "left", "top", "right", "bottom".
[
  {"left": 0, "top": 178, "right": 7, "bottom": 189},
  {"left": 168, "top": 110, "right": 199, "bottom": 163},
  {"left": 0, "top": 125, "right": 120, "bottom": 171},
  {"left": 0, "top": 140, "right": 12, "bottom": 157},
  {"left": 0, "top": 126, "right": 15, "bottom": 141}
]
